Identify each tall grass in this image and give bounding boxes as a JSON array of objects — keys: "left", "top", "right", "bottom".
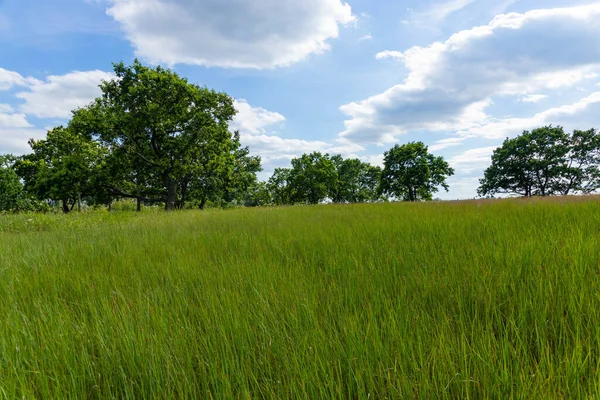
[{"left": 1, "top": 197, "right": 600, "bottom": 398}]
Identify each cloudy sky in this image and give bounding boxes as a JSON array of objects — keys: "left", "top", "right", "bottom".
[{"left": 1, "top": 0, "right": 600, "bottom": 199}]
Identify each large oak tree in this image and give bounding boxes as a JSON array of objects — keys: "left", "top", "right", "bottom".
[{"left": 73, "top": 60, "right": 245, "bottom": 210}]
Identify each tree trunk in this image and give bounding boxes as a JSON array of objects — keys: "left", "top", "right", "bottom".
[
  {"left": 62, "top": 199, "right": 70, "bottom": 214},
  {"left": 165, "top": 180, "right": 177, "bottom": 211},
  {"left": 77, "top": 192, "right": 81, "bottom": 212},
  {"left": 137, "top": 197, "right": 142, "bottom": 212},
  {"left": 199, "top": 196, "right": 207, "bottom": 210}
]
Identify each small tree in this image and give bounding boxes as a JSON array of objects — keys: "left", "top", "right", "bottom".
[
  {"left": 16, "top": 127, "right": 107, "bottom": 213},
  {"left": 379, "top": 142, "right": 454, "bottom": 201}
]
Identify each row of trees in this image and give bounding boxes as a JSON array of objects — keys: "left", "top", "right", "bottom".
[
  {"left": 1, "top": 61, "right": 598, "bottom": 213},
  {"left": 255, "top": 142, "right": 454, "bottom": 206},
  {"left": 0, "top": 61, "right": 456, "bottom": 213}
]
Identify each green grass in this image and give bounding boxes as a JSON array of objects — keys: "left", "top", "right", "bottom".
[{"left": 1, "top": 198, "right": 600, "bottom": 398}]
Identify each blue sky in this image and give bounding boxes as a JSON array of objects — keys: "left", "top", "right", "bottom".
[{"left": 1, "top": 0, "right": 600, "bottom": 199}]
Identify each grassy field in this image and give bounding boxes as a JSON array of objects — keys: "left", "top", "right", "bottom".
[{"left": 1, "top": 197, "right": 600, "bottom": 398}]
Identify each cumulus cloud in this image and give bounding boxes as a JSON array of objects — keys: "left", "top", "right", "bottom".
[
  {"left": 0, "top": 128, "right": 46, "bottom": 155},
  {"left": 0, "top": 68, "right": 38, "bottom": 91},
  {"left": 0, "top": 103, "right": 32, "bottom": 133},
  {"left": 340, "top": 4, "right": 600, "bottom": 145},
  {"left": 0, "top": 111, "right": 31, "bottom": 128},
  {"left": 15, "top": 70, "right": 114, "bottom": 119},
  {"left": 449, "top": 146, "right": 497, "bottom": 172},
  {"left": 461, "top": 91, "right": 600, "bottom": 139},
  {"left": 106, "top": 0, "right": 355, "bottom": 68},
  {"left": 519, "top": 94, "right": 548, "bottom": 103},
  {"left": 230, "top": 99, "right": 286, "bottom": 135},
  {"left": 375, "top": 50, "right": 404, "bottom": 61}
]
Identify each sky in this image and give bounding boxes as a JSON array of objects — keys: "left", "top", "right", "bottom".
[{"left": 1, "top": 0, "right": 600, "bottom": 199}]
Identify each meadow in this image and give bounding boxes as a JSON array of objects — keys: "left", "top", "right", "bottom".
[{"left": 1, "top": 197, "right": 600, "bottom": 399}]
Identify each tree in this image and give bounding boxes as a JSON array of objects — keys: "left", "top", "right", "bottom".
[
  {"left": 288, "top": 152, "right": 337, "bottom": 204},
  {"left": 267, "top": 168, "right": 293, "bottom": 206},
  {"left": 15, "top": 127, "right": 107, "bottom": 213},
  {"left": 330, "top": 155, "right": 381, "bottom": 203},
  {"left": 243, "top": 181, "right": 272, "bottom": 207},
  {"left": 0, "top": 155, "right": 25, "bottom": 212},
  {"left": 478, "top": 126, "right": 600, "bottom": 197},
  {"left": 558, "top": 128, "right": 600, "bottom": 195},
  {"left": 74, "top": 60, "right": 239, "bottom": 210},
  {"left": 190, "top": 131, "right": 262, "bottom": 209},
  {"left": 379, "top": 142, "right": 454, "bottom": 201}
]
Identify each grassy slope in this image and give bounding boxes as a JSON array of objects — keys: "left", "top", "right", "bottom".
[{"left": 1, "top": 198, "right": 600, "bottom": 398}]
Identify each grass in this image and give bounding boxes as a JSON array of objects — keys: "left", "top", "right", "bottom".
[{"left": 1, "top": 197, "right": 600, "bottom": 398}]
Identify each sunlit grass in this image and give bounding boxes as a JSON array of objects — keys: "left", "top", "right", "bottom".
[{"left": 1, "top": 197, "right": 600, "bottom": 398}]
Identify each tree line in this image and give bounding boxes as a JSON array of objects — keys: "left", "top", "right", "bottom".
[{"left": 0, "top": 61, "right": 599, "bottom": 213}]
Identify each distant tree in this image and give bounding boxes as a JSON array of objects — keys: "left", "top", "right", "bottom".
[
  {"left": 243, "top": 181, "right": 272, "bottom": 207},
  {"left": 330, "top": 155, "right": 381, "bottom": 203},
  {"left": 73, "top": 60, "right": 241, "bottom": 210},
  {"left": 16, "top": 127, "right": 107, "bottom": 213},
  {"left": 0, "top": 155, "right": 25, "bottom": 212},
  {"left": 478, "top": 126, "right": 600, "bottom": 197},
  {"left": 379, "top": 142, "right": 454, "bottom": 201},
  {"left": 288, "top": 152, "right": 337, "bottom": 204},
  {"left": 267, "top": 168, "right": 293, "bottom": 205}
]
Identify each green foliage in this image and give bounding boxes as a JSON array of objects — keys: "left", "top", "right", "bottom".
[
  {"left": 72, "top": 59, "right": 249, "bottom": 210},
  {"left": 380, "top": 141, "right": 454, "bottom": 201},
  {"left": 330, "top": 155, "right": 382, "bottom": 203},
  {"left": 478, "top": 126, "right": 600, "bottom": 197},
  {"left": 0, "top": 154, "right": 24, "bottom": 211},
  {"left": 287, "top": 152, "right": 337, "bottom": 204},
  {"left": 267, "top": 167, "right": 293, "bottom": 205},
  {"left": 15, "top": 127, "right": 107, "bottom": 213},
  {"left": 1, "top": 198, "right": 600, "bottom": 397},
  {"left": 243, "top": 181, "right": 272, "bottom": 207},
  {"left": 267, "top": 153, "right": 383, "bottom": 205}
]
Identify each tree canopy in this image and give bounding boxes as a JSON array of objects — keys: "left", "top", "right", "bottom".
[
  {"left": 478, "top": 126, "right": 600, "bottom": 197},
  {"left": 379, "top": 142, "right": 454, "bottom": 201},
  {"left": 266, "top": 152, "right": 384, "bottom": 205}
]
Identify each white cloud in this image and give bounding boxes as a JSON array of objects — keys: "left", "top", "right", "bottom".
[
  {"left": 439, "top": 176, "right": 481, "bottom": 200},
  {"left": 359, "top": 34, "right": 373, "bottom": 41},
  {"left": 375, "top": 50, "right": 404, "bottom": 61},
  {"left": 106, "top": 0, "right": 355, "bottom": 69},
  {"left": 0, "top": 68, "right": 38, "bottom": 91},
  {"left": 449, "top": 146, "right": 497, "bottom": 172},
  {"left": 0, "top": 128, "right": 46, "bottom": 155},
  {"left": 411, "top": 0, "right": 477, "bottom": 24},
  {"left": 230, "top": 99, "right": 286, "bottom": 135},
  {"left": 462, "top": 92, "right": 600, "bottom": 139},
  {"left": 0, "top": 112, "right": 31, "bottom": 128},
  {"left": 519, "top": 94, "right": 548, "bottom": 103},
  {"left": 429, "top": 137, "right": 467, "bottom": 151},
  {"left": 0, "top": 103, "right": 32, "bottom": 130},
  {"left": 15, "top": 70, "right": 114, "bottom": 119},
  {"left": 340, "top": 4, "right": 600, "bottom": 145}
]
